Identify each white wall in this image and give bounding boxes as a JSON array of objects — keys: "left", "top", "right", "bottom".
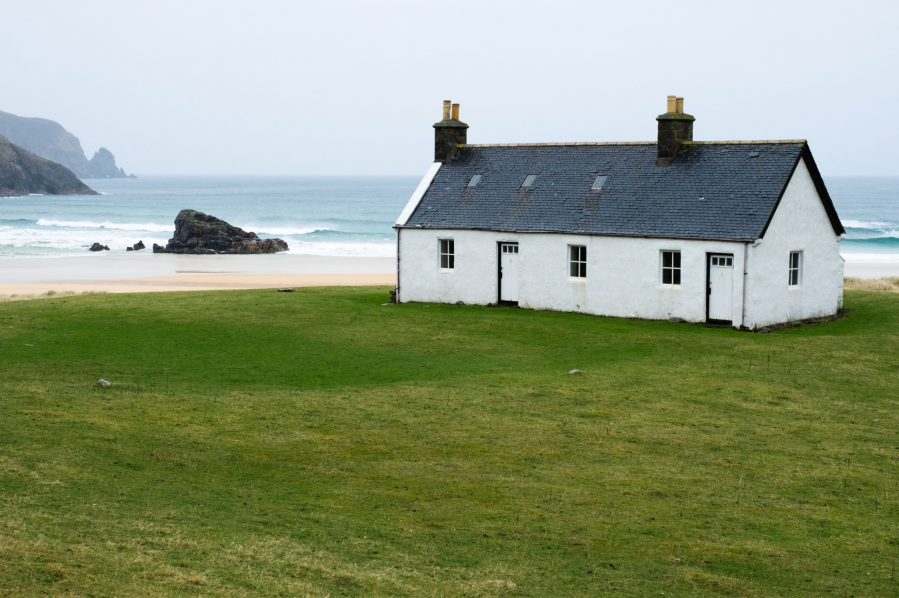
[
  {"left": 743, "top": 157, "right": 844, "bottom": 328},
  {"left": 398, "top": 228, "right": 746, "bottom": 323},
  {"left": 398, "top": 158, "right": 844, "bottom": 327}
]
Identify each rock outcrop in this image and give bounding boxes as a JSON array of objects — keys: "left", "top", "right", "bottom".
[
  {"left": 89, "top": 147, "right": 130, "bottom": 178},
  {"left": 153, "top": 210, "right": 289, "bottom": 255},
  {"left": 0, "top": 110, "right": 134, "bottom": 178},
  {"left": 89, "top": 243, "right": 110, "bottom": 251},
  {"left": 0, "top": 135, "right": 98, "bottom": 197}
]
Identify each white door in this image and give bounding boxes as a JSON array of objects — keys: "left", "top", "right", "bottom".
[
  {"left": 500, "top": 243, "right": 519, "bottom": 301},
  {"left": 708, "top": 254, "right": 734, "bottom": 321}
]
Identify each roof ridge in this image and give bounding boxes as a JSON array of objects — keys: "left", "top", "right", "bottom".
[{"left": 458, "top": 140, "right": 806, "bottom": 148}]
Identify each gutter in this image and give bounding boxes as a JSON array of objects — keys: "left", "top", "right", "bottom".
[{"left": 392, "top": 225, "right": 757, "bottom": 244}]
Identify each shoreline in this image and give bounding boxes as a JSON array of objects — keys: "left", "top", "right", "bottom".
[{"left": 0, "top": 253, "right": 896, "bottom": 296}]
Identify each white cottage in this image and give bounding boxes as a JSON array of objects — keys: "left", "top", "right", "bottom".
[{"left": 395, "top": 98, "right": 845, "bottom": 329}]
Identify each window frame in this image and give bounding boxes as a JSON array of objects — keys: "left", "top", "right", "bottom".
[
  {"left": 439, "top": 238, "right": 455, "bottom": 270},
  {"left": 661, "top": 250, "right": 682, "bottom": 286},
  {"left": 569, "top": 245, "right": 587, "bottom": 278},
  {"left": 521, "top": 174, "right": 537, "bottom": 188},
  {"left": 788, "top": 251, "right": 802, "bottom": 287}
]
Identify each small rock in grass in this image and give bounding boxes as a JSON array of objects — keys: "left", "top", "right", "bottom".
[
  {"left": 455, "top": 301, "right": 465, "bottom": 305},
  {"left": 277, "top": 288, "right": 295, "bottom": 292},
  {"left": 569, "top": 369, "right": 585, "bottom": 375},
  {"left": 98, "top": 379, "right": 112, "bottom": 388}
]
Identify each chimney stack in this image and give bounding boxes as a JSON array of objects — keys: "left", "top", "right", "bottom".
[
  {"left": 434, "top": 100, "right": 469, "bottom": 162},
  {"left": 656, "top": 95, "right": 694, "bottom": 166}
]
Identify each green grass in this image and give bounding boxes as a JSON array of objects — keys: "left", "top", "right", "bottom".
[{"left": 1, "top": 287, "right": 898, "bottom": 597}]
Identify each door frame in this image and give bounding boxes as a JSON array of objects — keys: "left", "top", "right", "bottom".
[
  {"left": 706, "top": 252, "right": 734, "bottom": 324},
  {"left": 497, "top": 241, "right": 519, "bottom": 305}
]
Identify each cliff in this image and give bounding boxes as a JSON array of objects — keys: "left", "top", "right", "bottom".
[
  {"left": 0, "top": 110, "right": 133, "bottom": 178},
  {"left": 0, "top": 135, "right": 97, "bottom": 197}
]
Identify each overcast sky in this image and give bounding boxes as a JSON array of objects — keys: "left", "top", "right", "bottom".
[{"left": 6, "top": 1, "right": 898, "bottom": 176}]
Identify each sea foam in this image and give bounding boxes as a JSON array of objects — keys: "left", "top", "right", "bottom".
[{"left": 37, "top": 219, "right": 173, "bottom": 233}]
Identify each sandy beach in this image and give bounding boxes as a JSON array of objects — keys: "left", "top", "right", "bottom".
[
  {"left": 0, "top": 253, "right": 395, "bottom": 295},
  {"left": 843, "top": 261, "right": 899, "bottom": 279},
  {"left": 1, "top": 253, "right": 896, "bottom": 297}
]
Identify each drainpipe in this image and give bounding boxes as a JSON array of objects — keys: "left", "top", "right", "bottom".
[
  {"left": 395, "top": 228, "right": 401, "bottom": 303},
  {"left": 741, "top": 242, "right": 749, "bottom": 329}
]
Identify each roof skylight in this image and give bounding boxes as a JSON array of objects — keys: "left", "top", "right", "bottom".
[
  {"left": 592, "top": 175, "right": 608, "bottom": 190},
  {"left": 521, "top": 174, "right": 537, "bottom": 188},
  {"left": 468, "top": 174, "right": 482, "bottom": 187}
]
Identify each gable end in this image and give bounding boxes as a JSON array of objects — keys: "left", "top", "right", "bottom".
[{"left": 758, "top": 143, "right": 844, "bottom": 239}]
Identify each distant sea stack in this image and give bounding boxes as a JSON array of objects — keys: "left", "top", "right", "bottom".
[
  {"left": 0, "top": 110, "right": 135, "bottom": 179},
  {"left": 0, "top": 135, "right": 97, "bottom": 197},
  {"left": 153, "top": 210, "right": 289, "bottom": 254}
]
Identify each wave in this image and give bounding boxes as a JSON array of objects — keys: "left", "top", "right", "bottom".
[
  {"left": 286, "top": 241, "right": 396, "bottom": 257},
  {"left": 841, "top": 253, "right": 899, "bottom": 263},
  {"left": 842, "top": 237, "right": 899, "bottom": 247},
  {"left": 36, "top": 219, "right": 173, "bottom": 233},
  {"left": 843, "top": 219, "right": 891, "bottom": 229}
]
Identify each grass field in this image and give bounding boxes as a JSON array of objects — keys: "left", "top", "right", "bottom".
[{"left": 1, "top": 287, "right": 898, "bottom": 597}]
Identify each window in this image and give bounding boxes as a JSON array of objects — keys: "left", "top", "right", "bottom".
[
  {"left": 569, "top": 246, "right": 587, "bottom": 278},
  {"left": 661, "top": 251, "right": 681, "bottom": 285},
  {"left": 521, "top": 174, "right": 537, "bottom": 188},
  {"left": 468, "top": 174, "right": 481, "bottom": 187},
  {"left": 439, "top": 239, "right": 454, "bottom": 269},
  {"left": 501, "top": 244, "right": 518, "bottom": 254},
  {"left": 591, "top": 175, "right": 608, "bottom": 190},
  {"left": 789, "top": 251, "right": 801, "bottom": 286},
  {"left": 711, "top": 256, "right": 733, "bottom": 267}
]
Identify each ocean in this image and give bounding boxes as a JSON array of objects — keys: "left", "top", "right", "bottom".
[
  {"left": 0, "top": 176, "right": 418, "bottom": 259},
  {"left": 0, "top": 175, "right": 897, "bottom": 260}
]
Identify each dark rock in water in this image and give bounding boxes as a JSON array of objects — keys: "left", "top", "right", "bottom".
[
  {"left": 153, "top": 209, "right": 289, "bottom": 255},
  {"left": 89, "top": 242, "right": 110, "bottom": 251},
  {"left": 133, "top": 240, "right": 145, "bottom": 251},
  {"left": 0, "top": 135, "right": 97, "bottom": 197},
  {"left": 126, "top": 246, "right": 133, "bottom": 251}
]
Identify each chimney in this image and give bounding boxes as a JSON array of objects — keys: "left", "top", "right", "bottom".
[
  {"left": 434, "top": 100, "right": 469, "bottom": 162},
  {"left": 656, "top": 95, "right": 694, "bottom": 166}
]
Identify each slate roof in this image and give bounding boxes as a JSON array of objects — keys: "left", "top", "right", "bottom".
[{"left": 400, "top": 141, "right": 844, "bottom": 241}]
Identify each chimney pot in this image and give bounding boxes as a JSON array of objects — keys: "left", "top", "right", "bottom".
[
  {"left": 451, "top": 103, "right": 460, "bottom": 120},
  {"left": 667, "top": 95, "right": 677, "bottom": 113},
  {"left": 442, "top": 100, "right": 452, "bottom": 120},
  {"left": 676, "top": 97, "right": 684, "bottom": 113}
]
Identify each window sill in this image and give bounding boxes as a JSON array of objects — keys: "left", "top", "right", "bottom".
[
  {"left": 658, "top": 284, "right": 682, "bottom": 289},
  {"left": 439, "top": 268, "right": 455, "bottom": 273},
  {"left": 568, "top": 277, "right": 587, "bottom": 282}
]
